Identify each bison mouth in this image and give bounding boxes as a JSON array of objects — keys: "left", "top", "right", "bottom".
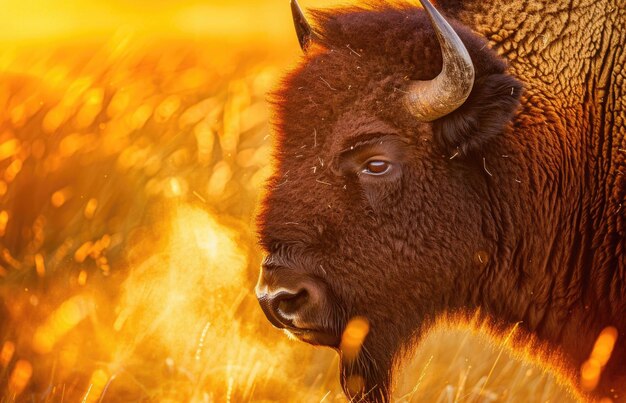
[
  {"left": 257, "top": 294, "right": 341, "bottom": 346},
  {"left": 285, "top": 327, "right": 341, "bottom": 346}
]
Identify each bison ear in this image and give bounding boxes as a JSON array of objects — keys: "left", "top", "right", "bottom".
[{"left": 432, "top": 73, "right": 522, "bottom": 156}]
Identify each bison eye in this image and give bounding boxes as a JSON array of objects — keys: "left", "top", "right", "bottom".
[{"left": 362, "top": 160, "right": 391, "bottom": 176}]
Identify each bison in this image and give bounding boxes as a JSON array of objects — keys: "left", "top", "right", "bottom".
[{"left": 254, "top": 0, "right": 625, "bottom": 400}]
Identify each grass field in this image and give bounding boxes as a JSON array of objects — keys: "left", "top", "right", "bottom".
[{"left": 0, "top": 4, "right": 585, "bottom": 402}]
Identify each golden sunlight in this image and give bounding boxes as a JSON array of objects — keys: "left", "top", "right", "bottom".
[
  {"left": 0, "top": 0, "right": 612, "bottom": 402},
  {"left": 340, "top": 316, "right": 370, "bottom": 362},
  {"left": 581, "top": 327, "right": 618, "bottom": 392}
]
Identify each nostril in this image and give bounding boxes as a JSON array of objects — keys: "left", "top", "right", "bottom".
[{"left": 275, "top": 289, "right": 309, "bottom": 317}]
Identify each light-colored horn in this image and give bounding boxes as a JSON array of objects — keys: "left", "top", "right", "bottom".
[{"left": 404, "top": 0, "right": 475, "bottom": 121}]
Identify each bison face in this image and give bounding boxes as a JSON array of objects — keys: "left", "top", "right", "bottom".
[{"left": 255, "top": 1, "right": 521, "bottom": 400}]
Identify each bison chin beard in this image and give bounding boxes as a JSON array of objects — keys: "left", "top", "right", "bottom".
[
  {"left": 337, "top": 310, "right": 433, "bottom": 403},
  {"left": 339, "top": 327, "right": 411, "bottom": 403}
]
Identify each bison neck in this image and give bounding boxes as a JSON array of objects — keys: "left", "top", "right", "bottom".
[{"left": 448, "top": 0, "right": 625, "bottom": 397}]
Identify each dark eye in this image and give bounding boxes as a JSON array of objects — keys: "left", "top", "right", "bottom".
[{"left": 362, "top": 160, "right": 391, "bottom": 176}]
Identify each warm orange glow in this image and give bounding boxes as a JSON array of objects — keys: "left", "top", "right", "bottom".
[
  {"left": 58, "top": 343, "right": 80, "bottom": 374},
  {"left": 4, "top": 160, "right": 22, "bottom": 182},
  {"left": 77, "top": 270, "right": 88, "bottom": 286},
  {"left": 8, "top": 360, "right": 32, "bottom": 396},
  {"left": 81, "top": 369, "right": 110, "bottom": 403},
  {"left": 340, "top": 316, "right": 370, "bottom": 362},
  {"left": 581, "top": 358, "right": 602, "bottom": 391},
  {"left": 581, "top": 326, "right": 618, "bottom": 391},
  {"left": 84, "top": 198, "right": 98, "bottom": 219},
  {"left": 33, "top": 295, "right": 94, "bottom": 354},
  {"left": 0, "top": 210, "right": 8, "bottom": 236},
  {"left": 35, "top": 253, "right": 46, "bottom": 277},
  {"left": 0, "top": 1, "right": 302, "bottom": 44},
  {"left": 0, "top": 341, "right": 15, "bottom": 368},
  {"left": 592, "top": 327, "right": 618, "bottom": 366},
  {"left": 51, "top": 188, "right": 71, "bottom": 207},
  {"left": 0, "top": 139, "right": 18, "bottom": 161}
]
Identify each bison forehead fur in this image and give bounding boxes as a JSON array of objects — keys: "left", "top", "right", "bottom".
[
  {"left": 256, "top": 1, "right": 626, "bottom": 401},
  {"left": 272, "top": 5, "right": 521, "bottom": 158}
]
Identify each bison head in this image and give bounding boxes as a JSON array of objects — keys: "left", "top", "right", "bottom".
[{"left": 256, "top": 0, "right": 522, "bottom": 400}]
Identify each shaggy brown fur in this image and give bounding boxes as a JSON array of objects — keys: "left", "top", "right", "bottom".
[{"left": 256, "top": 1, "right": 626, "bottom": 401}]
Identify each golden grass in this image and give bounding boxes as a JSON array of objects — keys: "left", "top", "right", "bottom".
[{"left": 0, "top": 34, "right": 580, "bottom": 402}]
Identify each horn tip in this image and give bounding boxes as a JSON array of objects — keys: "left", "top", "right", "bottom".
[{"left": 290, "top": 0, "right": 313, "bottom": 52}]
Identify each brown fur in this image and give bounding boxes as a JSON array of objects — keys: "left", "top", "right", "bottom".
[{"left": 256, "top": 1, "right": 626, "bottom": 401}]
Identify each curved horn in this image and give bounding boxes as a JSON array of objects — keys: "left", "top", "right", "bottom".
[
  {"left": 404, "top": 0, "right": 475, "bottom": 121},
  {"left": 291, "top": 0, "right": 313, "bottom": 52}
]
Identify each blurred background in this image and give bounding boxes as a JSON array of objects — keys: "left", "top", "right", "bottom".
[{"left": 0, "top": 0, "right": 580, "bottom": 401}]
